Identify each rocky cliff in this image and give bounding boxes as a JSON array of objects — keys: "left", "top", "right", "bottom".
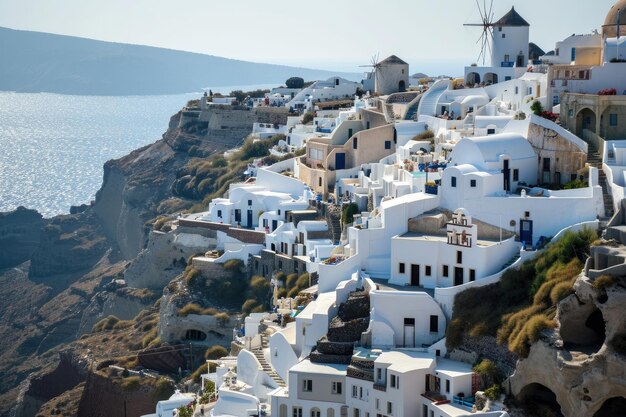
[{"left": 0, "top": 207, "right": 44, "bottom": 269}]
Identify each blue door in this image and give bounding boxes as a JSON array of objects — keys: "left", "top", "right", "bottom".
[
  {"left": 520, "top": 220, "right": 533, "bottom": 248},
  {"left": 335, "top": 153, "right": 346, "bottom": 170}
]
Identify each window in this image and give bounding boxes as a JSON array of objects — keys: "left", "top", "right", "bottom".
[
  {"left": 425, "top": 265, "right": 431, "bottom": 276},
  {"left": 353, "top": 137, "right": 358, "bottom": 149},
  {"left": 443, "top": 265, "right": 449, "bottom": 277},
  {"left": 446, "top": 379, "right": 450, "bottom": 393},
  {"left": 311, "top": 410, "right": 320, "bottom": 417},
  {"left": 248, "top": 199, "right": 252, "bottom": 206},
  {"left": 348, "top": 128, "right": 353, "bottom": 138},
  {"left": 377, "top": 368, "right": 381, "bottom": 381},
  {"left": 384, "top": 141, "right": 391, "bottom": 150},
  {"left": 302, "top": 379, "right": 312, "bottom": 392},
  {"left": 569, "top": 109, "right": 574, "bottom": 118},
  {"left": 451, "top": 176, "right": 457, "bottom": 187},
  {"left": 571, "top": 48, "right": 576, "bottom": 62},
  {"left": 390, "top": 374, "right": 396, "bottom": 388},
  {"left": 217, "top": 209, "right": 222, "bottom": 217},
  {"left": 502, "top": 33, "right": 506, "bottom": 38},
  {"left": 293, "top": 407, "right": 303, "bottom": 417},
  {"left": 515, "top": 86, "right": 519, "bottom": 95},
  {"left": 376, "top": 399, "right": 380, "bottom": 410},
  {"left": 278, "top": 260, "right": 283, "bottom": 269},
  {"left": 470, "top": 269, "right": 476, "bottom": 282},
  {"left": 354, "top": 410, "right": 360, "bottom": 417},
  {"left": 525, "top": 211, "right": 530, "bottom": 218},
  {"left": 387, "top": 402, "right": 393, "bottom": 415},
  {"left": 399, "top": 263, "right": 405, "bottom": 274},
  {"left": 318, "top": 177, "right": 322, "bottom": 187},
  {"left": 610, "top": 114, "right": 618, "bottom": 126},
  {"left": 470, "top": 179, "right": 476, "bottom": 188},
  {"left": 332, "top": 381, "right": 342, "bottom": 395},
  {"left": 513, "top": 169, "right": 519, "bottom": 181},
  {"left": 457, "top": 251, "right": 462, "bottom": 264},
  {"left": 366, "top": 121, "right": 371, "bottom": 129},
  {"left": 352, "top": 385, "right": 358, "bottom": 398},
  {"left": 360, "top": 387, "right": 363, "bottom": 399},
  {"left": 504, "top": 54, "right": 510, "bottom": 62},
  {"left": 430, "top": 315, "right": 439, "bottom": 333}
]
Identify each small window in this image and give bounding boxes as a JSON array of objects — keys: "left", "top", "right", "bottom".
[
  {"left": 443, "top": 265, "right": 449, "bottom": 277},
  {"left": 303, "top": 379, "right": 312, "bottom": 392},
  {"left": 513, "top": 169, "right": 519, "bottom": 181},
  {"left": 354, "top": 409, "right": 360, "bottom": 417},
  {"left": 352, "top": 385, "right": 358, "bottom": 398},
  {"left": 375, "top": 399, "right": 380, "bottom": 410},
  {"left": 293, "top": 407, "right": 303, "bottom": 417},
  {"left": 436, "top": 349, "right": 441, "bottom": 357},
  {"left": 385, "top": 141, "right": 391, "bottom": 150},
  {"left": 332, "top": 382, "right": 342, "bottom": 395},
  {"left": 430, "top": 315, "right": 439, "bottom": 333},
  {"left": 353, "top": 137, "right": 358, "bottom": 149},
  {"left": 446, "top": 379, "right": 450, "bottom": 393},
  {"left": 470, "top": 269, "right": 476, "bottom": 282},
  {"left": 399, "top": 263, "right": 405, "bottom": 274},
  {"left": 425, "top": 265, "right": 431, "bottom": 276},
  {"left": 610, "top": 114, "right": 618, "bottom": 127},
  {"left": 470, "top": 179, "right": 476, "bottom": 188},
  {"left": 502, "top": 33, "right": 506, "bottom": 38},
  {"left": 390, "top": 374, "right": 396, "bottom": 388},
  {"left": 318, "top": 177, "right": 322, "bottom": 187},
  {"left": 217, "top": 209, "right": 222, "bottom": 217},
  {"left": 515, "top": 86, "right": 519, "bottom": 94},
  {"left": 525, "top": 211, "right": 530, "bottom": 218},
  {"left": 451, "top": 176, "right": 457, "bottom": 187},
  {"left": 387, "top": 402, "right": 393, "bottom": 415},
  {"left": 404, "top": 318, "right": 415, "bottom": 325},
  {"left": 248, "top": 199, "right": 252, "bottom": 206},
  {"left": 457, "top": 251, "right": 462, "bottom": 264}
]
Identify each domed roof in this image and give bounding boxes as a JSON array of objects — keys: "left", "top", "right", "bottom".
[{"left": 603, "top": 0, "right": 626, "bottom": 37}]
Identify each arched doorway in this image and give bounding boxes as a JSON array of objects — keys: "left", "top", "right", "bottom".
[
  {"left": 518, "top": 383, "right": 564, "bottom": 417},
  {"left": 576, "top": 108, "right": 597, "bottom": 138},
  {"left": 593, "top": 397, "right": 626, "bottom": 417},
  {"left": 484, "top": 73, "right": 498, "bottom": 85},
  {"left": 398, "top": 80, "right": 406, "bottom": 92},
  {"left": 279, "top": 405, "right": 288, "bottom": 417},
  {"left": 466, "top": 72, "right": 481, "bottom": 86}
]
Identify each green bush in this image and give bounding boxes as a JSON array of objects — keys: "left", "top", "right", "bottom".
[
  {"left": 249, "top": 276, "right": 271, "bottom": 303},
  {"left": 530, "top": 100, "right": 543, "bottom": 115},
  {"left": 564, "top": 179, "right": 587, "bottom": 189},
  {"left": 286, "top": 77, "right": 305, "bottom": 89},
  {"left": 484, "top": 384, "right": 503, "bottom": 401},
  {"left": 177, "top": 405, "right": 194, "bottom": 417},
  {"left": 296, "top": 273, "right": 310, "bottom": 289},
  {"left": 302, "top": 111, "right": 316, "bottom": 125},
  {"left": 205, "top": 345, "right": 228, "bottom": 360},
  {"left": 473, "top": 359, "right": 502, "bottom": 388},
  {"left": 342, "top": 203, "right": 359, "bottom": 225}
]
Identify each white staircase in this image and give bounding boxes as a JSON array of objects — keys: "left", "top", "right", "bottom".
[
  {"left": 417, "top": 79, "right": 451, "bottom": 117},
  {"left": 252, "top": 335, "right": 286, "bottom": 387}
]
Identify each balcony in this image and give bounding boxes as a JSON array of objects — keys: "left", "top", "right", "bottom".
[
  {"left": 500, "top": 61, "right": 514, "bottom": 68},
  {"left": 373, "top": 382, "right": 387, "bottom": 392}
]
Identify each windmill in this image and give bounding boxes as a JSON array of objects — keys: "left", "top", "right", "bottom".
[
  {"left": 359, "top": 53, "right": 383, "bottom": 93},
  {"left": 464, "top": 0, "right": 496, "bottom": 65}
]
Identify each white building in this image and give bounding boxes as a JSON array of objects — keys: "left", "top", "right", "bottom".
[
  {"left": 375, "top": 55, "right": 410, "bottom": 95},
  {"left": 287, "top": 77, "right": 361, "bottom": 111}
]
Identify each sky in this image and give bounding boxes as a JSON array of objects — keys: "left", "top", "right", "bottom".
[{"left": 0, "top": 0, "right": 617, "bottom": 76}]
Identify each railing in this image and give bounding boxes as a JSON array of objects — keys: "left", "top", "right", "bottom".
[
  {"left": 453, "top": 396, "right": 475, "bottom": 407},
  {"left": 373, "top": 382, "right": 386, "bottom": 392}
]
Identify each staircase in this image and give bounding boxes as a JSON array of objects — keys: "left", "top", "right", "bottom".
[
  {"left": 417, "top": 79, "right": 450, "bottom": 117},
  {"left": 587, "top": 142, "right": 614, "bottom": 219},
  {"left": 252, "top": 335, "right": 286, "bottom": 387},
  {"left": 403, "top": 94, "right": 423, "bottom": 120},
  {"left": 383, "top": 103, "right": 396, "bottom": 123},
  {"left": 501, "top": 254, "right": 520, "bottom": 270}
]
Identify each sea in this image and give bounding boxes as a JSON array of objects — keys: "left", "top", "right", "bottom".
[{"left": 0, "top": 85, "right": 275, "bottom": 218}]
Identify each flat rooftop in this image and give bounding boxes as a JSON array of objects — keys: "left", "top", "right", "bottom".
[
  {"left": 291, "top": 359, "right": 347, "bottom": 375},
  {"left": 371, "top": 278, "right": 435, "bottom": 297},
  {"left": 397, "top": 231, "right": 501, "bottom": 247}
]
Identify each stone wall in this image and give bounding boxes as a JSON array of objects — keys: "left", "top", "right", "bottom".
[{"left": 250, "top": 250, "right": 308, "bottom": 279}]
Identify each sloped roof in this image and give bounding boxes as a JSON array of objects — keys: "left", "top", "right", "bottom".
[
  {"left": 380, "top": 55, "right": 408, "bottom": 65},
  {"left": 494, "top": 6, "right": 530, "bottom": 27},
  {"left": 529, "top": 42, "right": 545, "bottom": 60}
]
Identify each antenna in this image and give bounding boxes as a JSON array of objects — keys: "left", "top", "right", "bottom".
[{"left": 464, "top": 0, "right": 495, "bottom": 65}]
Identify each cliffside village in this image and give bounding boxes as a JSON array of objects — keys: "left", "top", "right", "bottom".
[{"left": 141, "top": 3, "right": 626, "bottom": 417}]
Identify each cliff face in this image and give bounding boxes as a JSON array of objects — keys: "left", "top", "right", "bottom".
[{"left": 0, "top": 207, "right": 44, "bottom": 269}]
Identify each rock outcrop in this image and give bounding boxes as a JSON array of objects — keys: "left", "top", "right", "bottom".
[
  {"left": 0, "top": 207, "right": 44, "bottom": 269},
  {"left": 509, "top": 269, "right": 626, "bottom": 417}
]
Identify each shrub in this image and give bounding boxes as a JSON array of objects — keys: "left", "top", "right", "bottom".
[
  {"left": 120, "top": 376, "right": 141, "bottom": 391},
  {"left": 302, "top": 111, "right": 316, "bottom": 125},
  {"left": 153, "top": 377, "right": 174, "bottom": 401},
  {"left": 205, "top": 345, "right": 228, "bottom": 360},
  {"left": 342, "top": 203, "right": 359, "bottom": 224},
  {"left": 286, "top": 77, "right": 305, "bottom": 89},
  {"left": 530, "top": 100, "right": 543, "bottom": 115},
  {"left": 178, "top": 303, "right": 203, "bottom": 317},
  {"left": 445, "top": 318, "right": 464, "bottom": 349},
  {"left": 593, "top": 274, "right": 617, "bottom": 290},
  {"left": 564, "top": 179, "right": 587, "bottom": 189},
  {"left": 142, "top": 328, "right": 159, "bottom": 348},
  {"left": 113, "top": 320, "right": 134, "bottom": 330},
  {"left": 224, "top": 259, "right": 243, "bottom": 272},
  {"left": 550, "top": 280, "right": 574, "bottom": 304},
  {"left": 507, "top": 314, "right": 555, "bottom": 357},
  {"left": 413, "top": 130, "right": 435, "bottom": 140},
  {"left": 242, "top": 299, "right": 259, "bottom": 315},
  {"left": 286, "top": 273, "right": 299, "bottom": 289},
  {"left": 189, "top": 362, "right": 207, "bottom": 383},
  {"left": 484, "top": 384, "right": 503, "bottom": 401},
  {"left": 213, "top": 157, "right": 228, "bottom": 168},
  {"left": 93, "top": 315, "right": 120, "bottom": 333},
  {"left": 177, "top": 405, "right": 194, "bottom": 417},
  {"left": 199, "top": 388, "right": 215, "bottom": 404},
  {"left": 296, "top": 273, "right": 310, "bottom": 289},
  {"left": 214, "top": 312, "right": 230, "bottom": 327},
  {"left": 249, "top": 276, "right": 271, "bottom": 303},
  {"left": 473, "top": 359, "right": 502, "bottom": 388}
]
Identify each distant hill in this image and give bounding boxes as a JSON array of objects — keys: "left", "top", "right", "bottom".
[{"left": 0, "top": 27, "right": 360, "bottom": 95}]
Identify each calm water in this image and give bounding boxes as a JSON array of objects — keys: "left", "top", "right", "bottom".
[{"left": 0, "top": 85, "right": 274, "bottom": 218}]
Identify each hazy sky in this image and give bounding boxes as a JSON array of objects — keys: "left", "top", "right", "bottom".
[{"left": 0, "top": 0, "right": 617, "bottom": 76}]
